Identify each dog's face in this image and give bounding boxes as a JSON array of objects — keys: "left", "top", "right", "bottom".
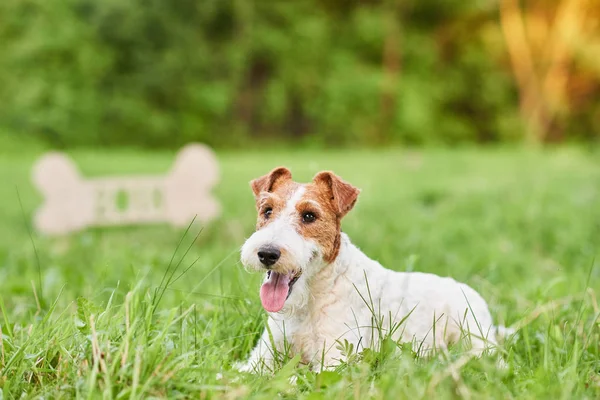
[{"left": 240, "top": 167, "right": 360, "bottom": 313}]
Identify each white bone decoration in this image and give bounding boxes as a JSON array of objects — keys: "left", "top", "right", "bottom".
[{"left": 32, "top": 143, "right": 220, "bottom": 235}]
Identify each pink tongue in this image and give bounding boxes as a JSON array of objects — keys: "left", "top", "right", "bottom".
[{"left": 260, "top": 272, "right": 293, "bottom": 313}]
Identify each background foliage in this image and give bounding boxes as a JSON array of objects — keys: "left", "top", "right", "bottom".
[{"left": 0, "top": 0, "right": 598, "bottom": 149}]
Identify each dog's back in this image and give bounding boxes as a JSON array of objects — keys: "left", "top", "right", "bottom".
[{"left": 330, "top": 235, "right": 499, "bottom": 356}]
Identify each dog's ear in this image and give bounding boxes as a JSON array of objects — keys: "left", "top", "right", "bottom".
[
  {"left": 313, "top": 171, "right": 360, "bottom": 218},
  {"left": 250, "top": 167, "right": 292, "bottom": 197}
]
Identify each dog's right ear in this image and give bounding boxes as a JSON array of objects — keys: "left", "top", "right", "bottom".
[{"left": 250, "top": 167, "right": 292, "bottom": 198}]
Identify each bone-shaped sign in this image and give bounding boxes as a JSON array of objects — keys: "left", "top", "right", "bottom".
[{"left": 32, "top": 143, "right": 220, "bottom": 235}]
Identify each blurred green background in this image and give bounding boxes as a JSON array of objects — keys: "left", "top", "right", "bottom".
[{"left": 1, "top": 0, "right": 598, "bottom": 150}]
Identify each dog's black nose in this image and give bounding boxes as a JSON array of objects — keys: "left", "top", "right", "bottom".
[{"left": 257, "top": 247, "right": 281, "bottom": 267}]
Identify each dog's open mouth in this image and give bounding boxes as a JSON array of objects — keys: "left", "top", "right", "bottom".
[{"left": 259, "top": 270, "right": 301, "bottom": 313}]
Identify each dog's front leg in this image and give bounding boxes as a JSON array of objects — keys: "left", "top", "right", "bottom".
[{"left": 236, "top": 328, "right": 279, "bottom": 374}]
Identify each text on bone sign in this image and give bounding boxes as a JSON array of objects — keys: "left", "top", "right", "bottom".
[{"left": 94, "top": 180, "right": 167, "bottom": 223}]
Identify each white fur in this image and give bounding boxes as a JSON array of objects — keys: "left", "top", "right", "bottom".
[{"left": 239, "top": 189, "right": 505, "bottom": 373}]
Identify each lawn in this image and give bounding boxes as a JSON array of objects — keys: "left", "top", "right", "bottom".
[{"left": 0, "top": 146, "right": 599, "bottom": 399}]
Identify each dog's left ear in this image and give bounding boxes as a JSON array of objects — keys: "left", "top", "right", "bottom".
[{"left": 313, "top": 171, "right": 360, "bottom": 218}]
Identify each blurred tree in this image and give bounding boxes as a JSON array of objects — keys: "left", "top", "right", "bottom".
[
  {"left": 500, "top": 0, "right": 600, "bottom": 144},
  {"left": 0, "top": 0, "right": 597, "bottom": 148}
]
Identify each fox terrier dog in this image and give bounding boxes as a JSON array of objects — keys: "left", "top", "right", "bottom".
[{"left": 239, "top": 167, "right": 507, "bottom": 373}]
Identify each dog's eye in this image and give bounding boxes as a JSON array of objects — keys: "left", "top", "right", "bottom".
[
  {"left": 302, "top": 211, "right": 317, "bottom": 224},
  {"left": 263, "top": 207, "right": 273, "bottom": 219}
]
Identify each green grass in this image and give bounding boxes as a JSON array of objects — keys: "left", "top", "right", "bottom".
[{"left": 0, "top": 146, "right": 599, "bottom": 399}]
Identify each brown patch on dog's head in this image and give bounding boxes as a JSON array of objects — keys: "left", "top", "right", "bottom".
[
  {"left": 247, "top": 168, "right": 360, "bottom": 266},
  {"left": 250, "top": 166, "right": 300, "bottom": 230},
  {"left": 296, "top": 171, "right": 360, "bottom": 263}
]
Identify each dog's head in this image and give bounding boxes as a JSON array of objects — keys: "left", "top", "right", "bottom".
[{"left": 240, "top": 167, "right": 360, "bottom": 313}]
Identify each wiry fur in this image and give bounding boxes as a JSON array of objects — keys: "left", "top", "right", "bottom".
[{"left": 239, "top": 167, "right": 507, "bottom": 373}]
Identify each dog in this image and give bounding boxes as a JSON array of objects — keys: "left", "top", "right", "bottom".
[{"left": 238, "top": 167, "right": 508, "bottom": 373}]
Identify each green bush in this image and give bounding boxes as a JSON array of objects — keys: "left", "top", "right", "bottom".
[{"left": 0, "top": 0, "right": 594, "bottom": 149}]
